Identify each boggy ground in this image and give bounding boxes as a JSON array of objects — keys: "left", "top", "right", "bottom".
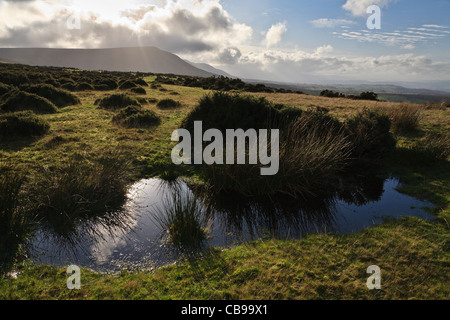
[{"left": 0, "top": 73, "right": 449, "bottom": 300}]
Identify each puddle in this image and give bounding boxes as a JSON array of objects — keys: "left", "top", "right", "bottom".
[{"left": 27, "top": 176, "right": 434, "bottom": 272}]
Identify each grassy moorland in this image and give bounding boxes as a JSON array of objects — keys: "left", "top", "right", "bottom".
[{"left": 0, "top": 64, "right": 448, "bottom": 300}]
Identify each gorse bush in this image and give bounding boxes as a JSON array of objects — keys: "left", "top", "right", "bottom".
[
  {"left": 94, "top": 93, "right": 141, "bottom": 110},
  {"left": 20, "top": 84, "right": 80, "bottom": 107},
  {"left": 0, "top": 89, "right": 58, "bottom": 114},
  {"left": 157, "top": 98, "right": 182, "bottom": 110},
  {"left": 344, "top": 109, "right": 396, "bottom": 159},
  {"left": 0, "top": 111, "right": 50, "bottom": 137},
  {"left": 112, "top": 106, "right": 161, "bottom": 128}
]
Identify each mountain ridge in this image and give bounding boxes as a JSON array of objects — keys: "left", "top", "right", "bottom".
[{"left": 0, "top": 47, "right": 215, "bottom": 77}]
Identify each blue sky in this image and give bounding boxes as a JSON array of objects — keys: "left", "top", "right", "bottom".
[
  {"left": 0, "top": 0, "right": 449, "bottom": 83},
  {"left": 221, "top": 0, "right": 450, "bottom": 55}
]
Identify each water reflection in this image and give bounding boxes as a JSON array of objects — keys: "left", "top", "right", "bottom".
[{"left": 27, "top": 174, "right": 433, "bottom": 272}]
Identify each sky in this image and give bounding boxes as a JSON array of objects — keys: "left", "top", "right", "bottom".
[{"left": 1, "top": 0, "right": 449, "bottom": 84}]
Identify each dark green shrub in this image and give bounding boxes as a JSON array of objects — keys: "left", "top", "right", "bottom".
[
  {"left": 0, "top": 82, "right": 13, "bottom": 97},
  {"left": 181, "top": 92, "right": 350, "bottom": 196},
  {"left": 94, "top": 84, "right": 111, "bottom": 91},
  {"left": 112, "top": 106, "right": 161, "bottom": 128},
  {"left": 94, "top": 93, "right": 140, "bottom": 110},
  {"left": 119, "top": 80, "right": 138, "bottom": 90},
  {"left": 0, "top": 90, "right": 58, "bottom": 114},
  {"left": 60, "top": 82, "right": 77, "bottom": 91},
  {"left": 95, "top": 79, "right": 118, "bottom": 90},
  {"left": 0, "top": 71, "right": 29, "bottom": 87},
  {"left": 0, "top": 111, "right": 50, "bottom": 137},
  {"left": 344, "top": 109, "right": 396, "bottom": 159},
  {"left": 157, "top": 98, "right": 182, "bottom": 110},
  {"left": 75, "top": 82, "right": 95, "bottom": 91},
  {"left": 130, "top": 86, "right": 147, "bottom": 95},
  {"left": 134, "top": 78, "right": 148, "bottom": 87},
  {"left": 20, "top": 84, "right": 80, "bottom": 107},
  {"left": 182, "top": 92, "right": 294, "bottom": 133}
]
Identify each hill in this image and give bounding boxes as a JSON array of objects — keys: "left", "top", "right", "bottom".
[
  {"left": 185, "top": 60, "right": 235, "bottom": 78},
  {"left": 0, "top": 47, "right": 214, "bottom": 77}
]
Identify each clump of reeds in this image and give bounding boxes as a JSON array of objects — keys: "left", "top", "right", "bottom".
[
  {"left": 374, "top": 103, "right": 424, "bottom": 134},
  {"left": 0, "top": 163, "right": 30, "bottom": 269},
  {"left": 32, "top": 151, "right": 132, "bottom": 221},
  {"left": 413, "top": 132, "right": 450, "bottom": 162},
  {"left": 150, "top": 186, "right": 209, "bottom": 248},
  {"left": 202, "top": 115, "right": 351, "bottom": 197}
]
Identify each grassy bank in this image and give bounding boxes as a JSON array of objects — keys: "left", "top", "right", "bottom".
[
  {"left": 0, "top": 68, "right": 449, "bottom": 300},
  {"left": 0, "top": 216, "right": 448, "bottom": 300}
]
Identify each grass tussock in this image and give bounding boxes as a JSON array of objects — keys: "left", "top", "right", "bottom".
[
  {"left": 412, "top": 132, "right": 450, "bottom": 162},
  {"left": 130, "top": 87, "right": 147, "bottom": 95},
  {"left": 0, "top": 111, "right": 50, "bottom": 138},
  {"left": 112, "top": 106, "right": 161, "bottom": 128},
  {"left": 94, "top": 93, "right": 141, "bottom": 111},
  {"left": 0, "top": 89, "right": 58, "bottom": 114},
  {"left": 0, "top": 164, "right": 30, "bottom": 269},
  {"left": 20, "top": 84, "right": 80, "bottom": 107},
  {"left": 156, "top": 98, "right": 182, "bottom": 110},
  {"left": 150, "top": 186, "right": 209, "bottom": 248},
  {"left": 118, "top": 80, "right": 138, "bottom": 90},
  {"left": 75, "top": 82, "right": 95, "bottom": 91},
  {"left": 344, "top": 109, "right": 396, "bottom": 159},
  {"left": 202, "top": 115, "right": 351, "bottom": 196},
  {"left": 32, "top": 151, "right": 132, "bottom": 221},
  {"left": 374, "top": 103, "right": 424, "bottom": 134}
]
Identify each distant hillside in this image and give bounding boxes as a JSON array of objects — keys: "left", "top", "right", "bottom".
[
  {"left": 185, "top": 60, "right": 236, "bottom": 78},
  {"left": 0, "top": 47, "right": 214, "bottom": 77},
  {"left": 244, "top": 79, "right": 450, "bottom": 104}
]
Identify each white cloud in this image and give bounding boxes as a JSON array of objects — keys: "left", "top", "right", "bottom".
[
  {"left": 334, "top": 24, "right": 450, "bottom": 49},
  {"left": 342, "top": 0, "right": 396, "bottom": 17},
  {"left": 402, "top": 44, "right": 416, "bottom": 50},
  {"left": 0, "top": 0, "right": 253, "bottom": 63},
  {"left": 224, "top": 46, "right": 450, "bottom": 83},
  {"left": 310, "top": 18, "right": 355, "bottom": 29},
  {"left": 264, "top": 22, "right": 287, "bottom": 48}
]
